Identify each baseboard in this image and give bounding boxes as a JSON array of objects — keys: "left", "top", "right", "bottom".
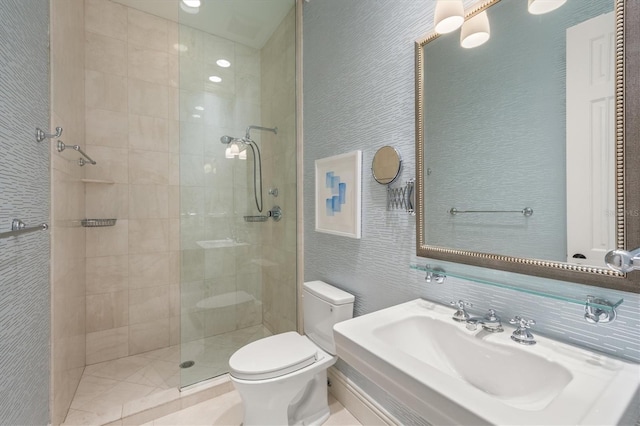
[{"left": 327, "top": 367, "right": 399, "bottom": 426}]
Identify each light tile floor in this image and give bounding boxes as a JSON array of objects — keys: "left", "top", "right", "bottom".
[
  {"left": 138, "top": 391, "right": 362, "bottom": 426},
  {"left": 64, "top": 325, "right": 272, "bottom": 425}
]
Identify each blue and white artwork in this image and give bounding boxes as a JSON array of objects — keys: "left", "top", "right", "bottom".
[
  {"left": 315, "top": 151, "right": 362, "bottom": 239},
  {"left": 325, "top": 172, "right": 347, "bottom": 216}
]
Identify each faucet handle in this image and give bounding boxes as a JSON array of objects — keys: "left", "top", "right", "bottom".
[
  {"left": 509, "top": 316, "right": 535, "bottom": 329},
  {"left": 509, "top": 316, "right": 536, "bottom": 345},
  {"left": 450, "top": 300, "right": 472, "bottom": 322},
  {"left": 485, "top": 308, "right": 500, "bottom": 321}
]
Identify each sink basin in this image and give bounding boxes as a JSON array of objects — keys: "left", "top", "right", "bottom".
[
  {"left": 374, "top": 316, "right": 573, "bottom": 410},
  {"left": 333, "top": 299, "right": 640, "bottom": 425}
]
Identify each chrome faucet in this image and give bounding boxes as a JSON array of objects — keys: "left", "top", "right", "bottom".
[
  {"left": 450, "top": 300, "right": 472, "bottom": 322},
  {"left": 465, "top": 308, "right": 503, "bottom": 333}
]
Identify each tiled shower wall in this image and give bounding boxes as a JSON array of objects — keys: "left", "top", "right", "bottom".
[
  {"left": 50, "top": 0, "right": 87, "bottom": 423},
  {"left": 261, "top": 6, "right": 298, "bottom": 335},
  {"left": 302, "top": 1, "right": 640, "bottom": 423},
  {"left": 82, "top": 0, "right": 181, "bottom": 364},
  {"left": 0, "top": 0, "right": 50, "bottom": 423}
]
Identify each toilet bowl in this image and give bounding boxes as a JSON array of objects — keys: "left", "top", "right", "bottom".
[{"left": 228, "top": 281, "right": 355, "bottom": 426}]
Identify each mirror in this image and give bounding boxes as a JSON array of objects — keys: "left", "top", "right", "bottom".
[
  {"left": 416, "top": 0, "right": 640, "bottom": 292},
  {"left": 372, "top": 146, "right": 402, "bottom": 185}
]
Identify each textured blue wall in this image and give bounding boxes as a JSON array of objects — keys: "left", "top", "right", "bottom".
[
  {"left": 302, "top": 1, "right": 639, "bottom": 422},
  {"left": 0, "top": 0, "right": 51, "bottom": 424}
]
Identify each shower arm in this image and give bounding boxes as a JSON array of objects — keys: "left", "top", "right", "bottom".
[{"left": 245, "top": 125, "right": 277, "bottom": 141}]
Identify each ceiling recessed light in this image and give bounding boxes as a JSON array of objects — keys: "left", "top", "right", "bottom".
[
  {"left": 195, "top": 106, "right": 204, "bottom": 111},
  {"left": 192, "top": 114, "right": 201, "bottom": 119},
  {"left": 216, "top": 59, "right": 231, "bottom": 68},
  {"left": 180, "top": 0, "right": 200, "bottom": 14},
  {"left": 208, "top": 75, "right": 222, "bottom": 83}
]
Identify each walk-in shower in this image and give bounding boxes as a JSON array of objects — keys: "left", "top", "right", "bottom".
[
  {"left": 49, "top": 0, "right": 297, "bottom": 422},
  {"left": 220, "top": 125, "right": 278, "bottom": 213}
]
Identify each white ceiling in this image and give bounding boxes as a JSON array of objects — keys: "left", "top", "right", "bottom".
[{"left": 111, "top": 0, "right": 295, "bottom": 49}]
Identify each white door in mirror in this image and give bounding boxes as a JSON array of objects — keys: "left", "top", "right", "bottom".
[{"left": 566, "top": 11, "right": 615, "bottom": 267}]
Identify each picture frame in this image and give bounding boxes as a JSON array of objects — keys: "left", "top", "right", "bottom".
[{"left": 315, "top": 150, "right": 362, "bottom": 239}]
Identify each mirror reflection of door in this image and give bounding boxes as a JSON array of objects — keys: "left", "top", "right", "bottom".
[{"left": 566, "top": 11, "right": 615, "bottom": 267}]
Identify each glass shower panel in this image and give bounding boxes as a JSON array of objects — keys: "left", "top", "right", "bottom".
[{"left": 178, "top": 0, "right": 297, "bottom": 388}]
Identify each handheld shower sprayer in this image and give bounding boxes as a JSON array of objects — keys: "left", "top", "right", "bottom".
[
  {"left": 219, "top": 125, "right": 278, "bottom": 213},
  {"left": 220, "top": 135, "right": 243, "bottom": 144}
]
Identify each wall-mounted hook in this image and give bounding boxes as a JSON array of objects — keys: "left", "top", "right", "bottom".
[{"left": 36, "top": 126, "right": 62, "bottom": 142}]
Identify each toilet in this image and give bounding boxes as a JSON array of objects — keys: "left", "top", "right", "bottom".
[{"left": 228, "top": 280, "right": 355, "bottom": 426}]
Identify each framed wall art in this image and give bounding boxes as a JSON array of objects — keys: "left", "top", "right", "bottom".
[{"left": 315, "top": 150, "right": 362, "bottom": 239}]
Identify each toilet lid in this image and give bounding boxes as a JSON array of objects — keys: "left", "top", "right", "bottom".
[{"left": 229, "top": 332, "right": 319, "bottom": 380}]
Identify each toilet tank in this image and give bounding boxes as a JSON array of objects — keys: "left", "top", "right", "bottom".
[{"left": 303, "top": 280, "right": 355, "bottom": 355}]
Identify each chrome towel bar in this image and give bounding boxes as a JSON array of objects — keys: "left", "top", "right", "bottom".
[
  {"left": 449, "top": 207, "right": 533, "bottom": 217},
  {"left": 57, "top": 140, "right": 96, "bottom": 166},
  {"left": 0, "top": 219, "right": 48, "bottom": 239}
]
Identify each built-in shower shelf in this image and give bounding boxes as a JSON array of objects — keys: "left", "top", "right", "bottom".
[
  {"left": 82, "top": 219, "right": 117, "bottom": 227},
  {"left": 81, "top": 178, "right": 115, "bottom": 184}
]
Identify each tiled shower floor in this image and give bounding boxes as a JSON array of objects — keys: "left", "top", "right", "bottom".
[{"left": 64, "top": 325, "right": 271, "bottom": 425}]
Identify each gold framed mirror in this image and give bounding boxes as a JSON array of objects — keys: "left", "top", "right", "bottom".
[{"left": 415, "top": 0, "right": 639, "bottom": 292}]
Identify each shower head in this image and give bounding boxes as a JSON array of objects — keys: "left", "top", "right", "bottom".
[{"left": 220, "top": 135, "right": 236, "bottom": 144}]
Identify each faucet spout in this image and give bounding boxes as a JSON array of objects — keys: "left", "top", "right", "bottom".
[{"left": 465, "top": 309, "right": 503, "bottom": 333}]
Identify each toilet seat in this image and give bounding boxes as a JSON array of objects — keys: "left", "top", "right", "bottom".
[{"left": 229, "top": 332, "right": 319, "bottom": 380}]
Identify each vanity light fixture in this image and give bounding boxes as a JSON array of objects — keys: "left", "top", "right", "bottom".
[
  {"left": 434, "top": 0, "right": 465, "bottom": 34},
  {"left": 460, "top": 11, "right": 490, "bottom": 49},
  {"left": 527, "top": 0, "right": 567, "bottom": 15},
  {"left": 225, "top": 142, "right": 248, "bottom": 160},
  {"left": 225, "top": 143, "right": 239, "bottom": 159}
]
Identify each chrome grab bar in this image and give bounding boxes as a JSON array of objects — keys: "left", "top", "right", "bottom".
[
  {"left": 0, "top": 219, "right": 48, "bottom": 239},
  {"left": 57, "top": 141, "right": 96, "bottom": 166},
  {"left": 449, "top": 207, "right": 533, "bottom": 217}
]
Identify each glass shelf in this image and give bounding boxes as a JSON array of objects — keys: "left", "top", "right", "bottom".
[{"left": 410, "top": 263, "right": 624, "bottom": 311}]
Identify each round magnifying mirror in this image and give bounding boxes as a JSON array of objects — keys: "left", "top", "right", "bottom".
[{"left": 372, "top": 146, "right": 402, "bottom": 185}]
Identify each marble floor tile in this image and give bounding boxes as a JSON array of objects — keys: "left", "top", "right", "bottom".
[
  {"left": 66, "top": 326, "right": 273, "bottom": 425},
  {"left": 151, "top": 391, "right": 361, "bottom": 426}
]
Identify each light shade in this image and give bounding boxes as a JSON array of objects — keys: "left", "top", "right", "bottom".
[
  {"left": 460, "top": 11, "right": 490, "bottom": 49},
  {"left": 434, "top": 0, "right": 465, "bottom": 34},
  {"left": 527, "top": 0, "right": 567, "bottom": 15}
]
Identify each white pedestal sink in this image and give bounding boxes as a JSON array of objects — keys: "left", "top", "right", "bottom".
[{"left": 333, "top": 299, "right": 640, "bottom": 425}]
